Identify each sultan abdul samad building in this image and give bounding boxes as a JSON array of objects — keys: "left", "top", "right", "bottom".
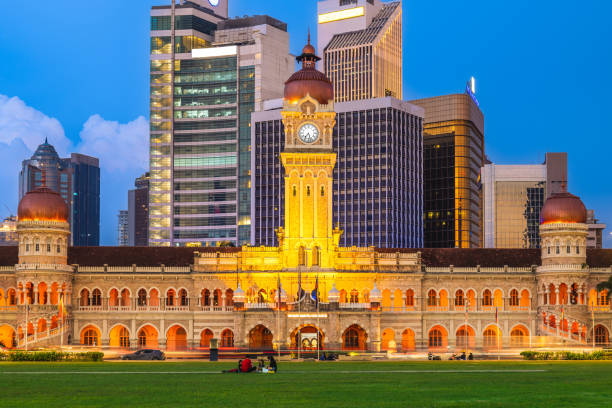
[{"left": 0, "top": 41, "right": 611, "bottom": 353}]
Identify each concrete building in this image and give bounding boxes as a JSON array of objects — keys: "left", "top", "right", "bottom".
[
  {"left": 409, "top": 93, "right": 484, "bottom": 248},
  {"left": 586, "top": 210, "right": 607, "bottom": 249},
  {"left": 1, "top": 38, "right": 610, "bottom": 354},
  {"left": 18, "top": 139, "right": 100, "bottom": 246},
  {"left": 117, "top": 210, "right": 129, "bottom": 247},
  {"left": 252, "top": 96, "right": 423, "bottom": 248},
  {"left": 149, "top": 0, "right": 293, "bottom": 247},
  {"left": 317, "top": 0, "right": 402, "bottom": 102},
  {"left": 0, "top": 216, "right": 18, "bottom": 246},
  {"left": 482, "top": 153, "right": 568, "bottom": 249},
  {"left": 128, "top": 173, "right": 150, "bottom": 247}
]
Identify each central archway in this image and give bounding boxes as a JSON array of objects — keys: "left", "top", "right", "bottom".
[
  {"left": 137, "top": 325, "right": 159, "bottom": 349},
  {"left": 109, "top": 325, "right": 130, "bottom": 348},
  {"left": 290, "top": 325, "right": 324, "bottom": 351},
  {"left": 166, "top": 325, "right": 188, "bottom": 351},
  {"left": 342, "top": 324, "right": 367, "bottom": 351},
  {"left": 0, "top": 325, "right": 15, "bottom": 349},
  {"left": 248, "top": 325, "right": 273, "bottom": 351}
]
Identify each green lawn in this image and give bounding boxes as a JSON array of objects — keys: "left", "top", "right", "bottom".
[{"left": 1, "top": 361, "right": 611, "bottom": 407}]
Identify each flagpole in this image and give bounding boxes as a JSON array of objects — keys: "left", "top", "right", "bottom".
[
  {"left": 25, "top": 302, "right": 29, "bottom": 351},
  {"left": 316, "top": 270, "right": 320, "bottom": 361},
  {"left": 277, "top": 273, "right": 281, "bottom": 361},
  {"left": 496, "top": 307, "right": 500, "bottom": 361},
  {"left": 464, "top": 299, "right": 468, "bottom": 357},
  {"left": 592, "top": 307, "right": 595, "bottom": 349},
  {"left": 297, "top": 267, "right": 301, "bottom": 360}
]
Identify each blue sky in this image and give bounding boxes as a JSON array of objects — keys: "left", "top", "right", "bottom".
[{"left": 0, "top": 0, "right": 610, "bottom": 247}]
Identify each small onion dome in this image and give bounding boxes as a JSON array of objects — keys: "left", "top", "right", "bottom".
[
  {"left": 233, "top": 283, "right": 246, "bottom": 302},
  {"left": 541, "top": 189, "right": 587, "bottom": 225},
  {"left": 284, "top": 36, "right": 333, "bottom": 105},
  {"left": 370, "top": 283, "right": 382, "bottom": 302},
  {"left": 328, "top": 283, "right": 340, "bottom": 302},
  {"left": 18, "top": 187, "right": 69, "bottom": 222}
]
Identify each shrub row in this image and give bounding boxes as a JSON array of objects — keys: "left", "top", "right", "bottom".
[
  {"left": 0, "top": 351, "right": 104, "bottom": 362},
  {"left": 521, "top": 351, "right": 611, "bottom": 360}
]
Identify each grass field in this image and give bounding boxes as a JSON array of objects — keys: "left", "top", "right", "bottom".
[{"left": 1, "top": 361, "right": 611, "bottom": 407}]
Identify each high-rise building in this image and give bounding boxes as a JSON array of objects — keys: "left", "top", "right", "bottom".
[
  {"left": 586, "top": 210, "right": 606, "bottom": 249},
  {"left": 117, "top": 210, "right": 129, "bottom": 247},
  {"left": 18, "top": 139, "right": 100, "bottom": 246},
  {"left": 317, "top": 0, "right": 402, "bottom": 102},
  {"left": 128, "top": 173, "right": 150, "bottom": 246},
  {"left": 0, "top": 216, "right": 18, "bottom": 246},
  {"left": 252, "top": 95, "right": 423, "bottom": 248},
  {"left": 149, "top": 0, "right": 293, "bottom": 247},
  {"left": 481, "top": 153, "right": 567, "bottom": 249},
  {"left": 409, "top": 93, "right": 485, "bottom": 248}
]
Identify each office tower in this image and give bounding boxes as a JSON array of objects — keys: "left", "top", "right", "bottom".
[
  {"left": 317, "top": 0, "right": 402, "bottom": 102},
  {"left": 18, "top": 139, "right": 100, "bottom": 246},
  {"left": 586, "top": 210, "right": 606, "bottom": 249},
  {"left": 117, "top": 210, "right": 129, "bottom": 246},
  {"left": 0, "top": 216, "right": 18, "bottom": 246},
  {"left": 252, "top": 96, "right": 424, "bottom": 248},
  {"left": 149, "top": 0, "right": 293, "bottom": 247},
  {"left": 128, "top": 173, "right": 150, "bottom": 246},
  {"left": 409, "top": 93, "right": 484, "bottom": 248}
]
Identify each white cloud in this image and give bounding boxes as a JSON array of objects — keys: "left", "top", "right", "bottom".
[
  {"left": 0, "top": 95, "right": 71, "bottom": 154},
  {"left": 76, "top": 114, "right": 149, "bottom": 172}
]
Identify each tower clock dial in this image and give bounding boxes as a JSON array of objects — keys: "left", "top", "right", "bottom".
[{"left": 298, "top": 123, "right": 320, "bottom": 144}]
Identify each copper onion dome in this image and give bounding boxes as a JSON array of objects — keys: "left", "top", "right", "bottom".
[
  {"left": 18, "top": 187, "right": 69, "bottom": 222},
  {"left": 540, "top": 188, "right": 587, "bottom": 224},
  {"left": 284, "top": 32, "right": 333, "bottom": 105}
]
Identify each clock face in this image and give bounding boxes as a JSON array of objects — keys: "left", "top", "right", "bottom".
[
  {"left": 298, "top": 124, "right": 319, "bottom": 144},
  {"left": 208, "top": 0, "right": 219, "bottom": 6}
]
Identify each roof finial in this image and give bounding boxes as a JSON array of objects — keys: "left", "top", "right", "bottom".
[
  {"left": 44, "top": 137, "right": 48, "bottom": 144},
  {"left": 307, "top": 27, "right": 311, "bottom": 45}
]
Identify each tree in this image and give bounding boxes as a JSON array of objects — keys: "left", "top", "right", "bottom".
[{"left": 596, "top": 276, "right": 612, "bottom": 301}]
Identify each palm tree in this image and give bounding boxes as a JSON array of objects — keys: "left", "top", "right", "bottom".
[{"left": 596, "top": 276, "right": 612, "bottom": 301}]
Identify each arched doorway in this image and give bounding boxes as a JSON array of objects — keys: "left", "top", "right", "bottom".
[
  {"left": 290, "top": 325, "right": 324, "bottom": 351},
  {"left": 248, "top": 325, "right": 273, "bottom": 350},
  {"left": 221, "top": 329, "right": 234, "bottom": 348},
  {"left": 109, "top": 325, "right": 130, "bottom": 348},
  {"left": 594, "top": 325, "right": 610, "bottom": 346},
  {"left": 456, "top": 325, "right": 475, "bottom": 349},
  {"left": 137, "top": 325, "right": 159, "bottom": 348},
  {"left": 510, "top": 325, "right": 529, "bottom": 347},
  {"left": 401, "top": 329, "right": 415, "bottom": 352},
  {"left": 381, "top": 328, "right": 396, "bottom": 351},
  {"left": 483, "top": 325, "right": 501, "bottom": 350},
  {"left": 0, "top": 325, "right": 16, "bottom": 348},
  {"left": 80, "top": 325, "right": 101, "bottom": 346},
  {"left": 428, "top": 325, "right": 448, "bottom": 350},
  {"left": 200, "top": 329, "right": 214, "bottom": 348},
  {"left": 342, "top": 325, "right": 367, "bottom": 351},
  {"left": 166, "top": 325, "right": 188, "bottom": 351}
]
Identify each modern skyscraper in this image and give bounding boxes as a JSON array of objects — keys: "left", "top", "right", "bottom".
[
  {"left": 18, "top": 140, "right": 100, "bottom": 246},
  {"left": 117, "top": 210, "right": 129, "bottom": 247},
  {"left": 128, "top": 173, "right": 150, "bottom": 246},
  {"left": 409, "top": 93, "right": 485, "bottom": 248},
  {"left": 0, "top": 216, "right": 18, "bottom": 246},
  {"left": 481, "top": 153, "right": 567, "bottom": 249},
  {"left": 149, "top": 0, "right": 293, "bottom": 247},
  {"left": 252, "top": 96, "right": 423, "bottom": 248},
  {"left": 317, "top": 0, "right": 402, "bottom": 102}
]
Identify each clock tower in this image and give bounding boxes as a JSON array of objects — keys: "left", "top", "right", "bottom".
[{"left": 278, "top": 35, "right": 341, "bottom": 268}]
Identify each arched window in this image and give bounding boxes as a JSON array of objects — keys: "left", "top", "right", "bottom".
[
  {"left": 80, "top": 289, "right": 90, "bottom": 306},
  {"left": 595, "top": 325, "right": 609, "bottom": 346},
  {"left": 225, "top": 289, "right": 233, "bottom": 306},
  {"left": 349, "top": 289, "right": 359, "bottom": 303},
  {"left": 179, "top": 289, "right": 188, "bottom": 306},
  {"left": 82, "top": 327, "right": 99, "bottom": 346},
  {"left": 25, "top": 239, "right": 30, "bottom": 252},
  {"left": 405, "top": 289, "right": 414, "bottom": 307},
  {"left": 119, "top": 327, "right": 130, "bottom": 348},
  {"left": 599, "top": 290, "right": 610, "bottom": 306},
  {"left": 138, "top": 289, "right": 147, "bottom": 306},
  {"left": 320, "top": 186, "right": 325, "bottom": 196},
  {"left": 483, "top": 327, "right": 500, "bottom": 348},
  {"left": 8, "top": 289, "right": 16, "bottom": 306},
  {"left": 483, "top": 290, "right": 492, "bottom": 306},
  {"left": 510, "top": 289, "right": 519, "bottom": 306},
  {"left": 566, "top": 240, "right": 571, "bottom": 254},
  {"left": 166, "top": 289, "right": 176, "bottom": 306},
  {"left": 202, "top": 289, "right": 210, "bottom": 306},
  {"left": 428, "top": 328, "right": 445, "bottom": 348},
  {"left": 200, "top": 329, "right": 214, "bottom": 348},
  {"left": 427, "top": 290, "right": 437, "bottom": 306},
  {"left": 344, "top": 328, "right": 360, "bottom": 349},
  {"left": 35, "top": 238, "right": 40, "bottom": 252},
  {"left": 46, "top": 238, "right": 51, "bottom": 253},
  {"left": 120, "top": 289, "right": 130, "bottom": 307},
  {"left": 91, "top": 289, "right": 102, "bottom": 306},
  {"left": 455, "top": 290, "right": 464, "bottom": 306},
  {"left": 510, "top": 326, "right": 528, "bottom": 347},
  {"left": 213, "top": 289, "right": 222, "bottom": 306},
  {"left": 56, "top": 239, "right": 62, "bottom": 254},
  {"left": 221, "top": 329, "right": 234, "bottom": 348},
  {"left": 312, "top": 246, "right": 320, "bottom": 266},
  {"left": 138, "top": 330, "right": 147, "bottom": 348},
  {"left": 298, "top": 246, "right": 306, "bottom": 266},
  {"left": 306, "top": 185, "right": 311, "bottom": 196}
]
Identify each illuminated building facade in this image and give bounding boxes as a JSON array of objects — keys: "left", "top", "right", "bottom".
[
  {"left": 482, "top": 153, "right": 568, "bottom": 249},
  {"left": 318, "top": 0, "right": 402, "bottom": 102},
  {"left": 252, "top": 97, "right": 423, "bottom": 248},
  {"left": 0, "top": 40, "right": 610, "bottom": 353},
  {"left": 19, "top": 140, "right": 100, "bottom": 246},
  {"left": 0, "top": 216, "right": 18, "bottom": 246},
  {"left": 410, "top": 94, "right": 484, "bottom": 248},
  {"left": 149, "top": 0, "right": 293, "bottom": 247}
]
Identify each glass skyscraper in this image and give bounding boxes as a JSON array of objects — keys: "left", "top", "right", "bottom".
[
  {"left": 252, "top": 97, "right": 423, "bottom": 248},
  {"left": 148, "top": 1, "right": 292, "bottom": 246}
]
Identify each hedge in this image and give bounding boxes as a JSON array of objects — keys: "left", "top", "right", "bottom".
[
  {"left": 520, "top": 351, "right": 612, "bottom": 360},
  {"left": 0, "top": 351, "right": 104, "bottom": 362}
]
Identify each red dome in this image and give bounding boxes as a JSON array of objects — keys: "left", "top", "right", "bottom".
[
  {"left": 541, "top": 190, "right": 587, "bottom": 224},
  {"left": 284, "top": 37, "right": 333, "bottom": 105},
  {"left": 18, "top": 187, "right": 69, "bottom": 222}
]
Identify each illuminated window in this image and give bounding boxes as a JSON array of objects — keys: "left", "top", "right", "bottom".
[
  {"left": 510, "top": 289, "right": 519, "bottom": 306},
  {"left": 83, "top": 329, "right": 99, "bottom": 346},
  {"left": 221, "top": 329, "right": 234, "bottom": 347}
]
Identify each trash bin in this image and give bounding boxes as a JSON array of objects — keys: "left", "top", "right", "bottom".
[{"left": 209, "top": 338, "right": 219, "bottom": 361}]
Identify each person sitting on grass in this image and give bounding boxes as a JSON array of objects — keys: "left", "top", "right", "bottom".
[
  {"left": 267, "top": 355, "right": 277, "bottom": 372},
  {"left": 240, "top": 357, "right": 256, "bottom": 373}
]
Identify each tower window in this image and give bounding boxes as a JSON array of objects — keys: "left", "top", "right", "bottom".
[
  {"left": 35, "top": 244, "right": 40, "bottom": 252},
  {"left": 307, "top": 186, "right": 311, "bottom": 196},
  {"left": 47, "top": 244, "right": 51, "bottom": 252},
  {"left": 576, "top": 246, "right": 580, "bottom": 254},
  {"left": 547, "top": 247, "right": 551, "bottom": 255},
  {"left": 556, "top": 246, "right": 560, "bottom": 255},
  {"left": 321, "top": 186, "right": 325, "bottom": 197},
  {"left": 292, "top": 186, "right": 297, "bottom": 197}
]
